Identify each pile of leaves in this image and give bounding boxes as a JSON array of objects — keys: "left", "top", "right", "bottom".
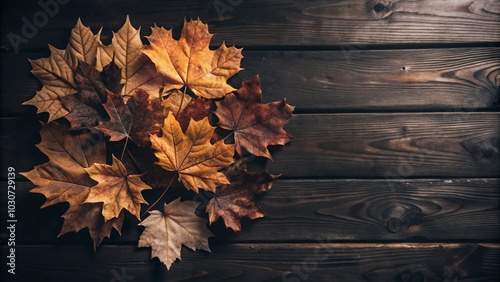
[{"left": 21, "top": 16, "right": 294, "bottom": 269}]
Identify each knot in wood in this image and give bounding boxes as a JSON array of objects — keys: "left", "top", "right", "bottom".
[
  {"left": 373, "top": 3, "right": 386, "bottom": 13},
  {"left": 386, "top": 216, "right": 402, "bottom": 233}
]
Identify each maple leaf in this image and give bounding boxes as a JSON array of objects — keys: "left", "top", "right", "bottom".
[
  {"left": 20, "top": 122, "right": 121, "bottom": 248},
  {"left": 162, "top": 89, "right": 192, "bottom": 116},
  {"left": 206, "top": 159, "right": 279, "bottom": 231},
  {"left": 96, "top": 89, "right": 167, "bottom": 147},
  {"left": 23, "top": 19, "right": 102, "bottom": 121},
  {"left": 138, "top": 198, "right": 213, "bottom": 269},
  {"left": 214, "top": 75, "right": 295, "bottom": 159},
  {"left": 143, "top": 19, "right": 243, "bottom": 99},
  {"left": 65, "top": 18, "right": 102, "bottom": 69},
  {"left": 84, "top": 155, "right": 152, "bottom": 221},
  {"left": 99, "top": 16, "right": 164, "bottom": 100},
  {"left": 150, "top": 112, "right": 235, "bottom": 192},
  {"left": 62, "top": 61, "right": 123, "bottom": 130}
]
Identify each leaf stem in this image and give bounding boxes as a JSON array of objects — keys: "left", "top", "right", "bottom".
[
  {"left": 120, "top": 137, "right": 129, "bottom": 161},
  {"left": 176, "top": 87, "right": 188, "bottom": 118},
  {"left": 222, "top": 131, "right": 235, "bottom": 142},
  {"left": 141, "top": 173, "right": 177, "bottom": 217}
]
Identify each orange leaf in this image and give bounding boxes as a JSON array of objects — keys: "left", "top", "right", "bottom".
[
  {"left": 143, "top": 19, "right": 243, "bottom": 99},
  {"left": 150, "top": 112, "right": 235, "bottom": 192},
  {"left": 84, "top": 155, "right": 152, "bottom": 221}
]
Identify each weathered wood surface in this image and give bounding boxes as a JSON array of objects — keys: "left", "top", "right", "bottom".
[
  {"left": 1, "top": 244, "right": 499, "bottom": 282},
  {"left": 4, "top": 113, "right": 498, "bottom": 178},
  {"left": 2, "top": 179, "right": 498, "bottom": 245},
  {"left": 1, "top": 0, "right": 500, "bottom": 53},
  {"left": 2, "top": 47, "right": 499, "bottom": 115},
  {"left": 1, "top": 0, "right": 499, "bottom": 281}
]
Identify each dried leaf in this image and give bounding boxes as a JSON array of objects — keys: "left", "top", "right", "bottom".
[
  {"left": 144, "top": 19, "right": 243, "bottom": 99},
  {"left": 138, "top": 198, "right": 213, "bottom": 269},
  {"left": 96, "top": 89, "right": 167, "bottom": 147},
  {"left": 84, "top": 155, "right": 152, "bottom": 221},
  {"left": 24, "top": 19, "right": 102, "bottom": 121},
  {"left": 206, "top": 159, "right": 279, "bottom": 231},
  {"left": 215, "top": 75, "right": 295, "bottom": 159},
  {"left": 162, "top": 89, "right": 192, "bottom": 116},
  {"left": 20, "top": 122, "right": 120, "bottom": 248},
  {"left": 62, "top": 61, "right": 122, "bottom": 130},
  {"left": 24, "top": 46, "right": 76, "bottom": 121},
  {"left": 102, "top": 16, "right": 164, "bottom": 99},
  {"left": 150, "top": 112, "right": 235, "bottom": 192},
  {"left": 65, "top": 18, "right": 102, "bottom": 69}
]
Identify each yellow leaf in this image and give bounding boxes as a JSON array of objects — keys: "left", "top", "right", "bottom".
[
  {"left": 143, "top": 19, "right": 243, "bottom": 99},
  {"left": 85, "top": 155, "right": 152, "bottom": 221},
  {"left": 138, "top": 198, "right": 213, "bottom": 269},
  {"left": 150, "top": 112, "right": 234, "bottom": 192}
]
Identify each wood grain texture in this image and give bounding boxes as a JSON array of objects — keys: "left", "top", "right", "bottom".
[
  {"left": 1, "top": 244, "right": 498, "bottom": 281},
  {"left": 2, "top": 47, "right": 499, "bottom": 115},
  {"left": 1, "top": 0, "right": 500, "bottom": 53},
  {"left": 2, "top": 113, "right": 498, "bottom": 178},
  {"left": 268, "top": 112, "right": 500, "bottom": 178},
  {"left": 3, "top": 179, "right": 498, "bottom": 245}
]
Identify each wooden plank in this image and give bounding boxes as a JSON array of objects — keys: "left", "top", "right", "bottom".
[
  {"left": 2, "top": 47, "right": 499, "bottom": 115},
  {"left": 268, "top": 112, "right": 500, "bottom": 178},
  {"left": 3, "top": 179, "right": 499, "bottom": 245},
  {"left": 2, "top": 113, "right": 499, "bottom": 178},
  {"left": 1, "top": 0, "right": 500, "bottom": 53},
  {"left": 1, "top": 244, "right": 498, "bottom": 281}
]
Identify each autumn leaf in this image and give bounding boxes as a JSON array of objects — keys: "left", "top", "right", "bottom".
[
  {"left": 84, "top": 155, "right": 152, "bottom": 221},
  {"left": 96, "top": 89, "right": 167, "bottom": 147},
  {"left": 99, "top": 16, "right": 164, "bottom": 99},
  {"left": 23, "top": 19, "right": 102, "bottom": 121},
  {"left": 162, "top": 89, "right": 192, "bottom": 116},
  {"left": 206, "top": 159, "right": 279, "bottom": 231},
  {"left": 20, "top": 122, "right": 121, "bottom": 248},
  {"left": 65, "top": 18, "right": 102, "bottom": 69},
  {"left": 214, "top": 75, "right": 295, "bottom": 159},
  {"left": 150, "top": 112, "right": 235, "bottom": 192},
  {"left": 143, "top": 19, "right": 243, "bottom": 99},
  {"left": 138, "top": 198, "right": 213, "bottom": 269},
  {"left": 62, "top": 61, "right": 122, "bottom": 130}
]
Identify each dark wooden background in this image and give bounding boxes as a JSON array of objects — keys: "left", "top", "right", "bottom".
[{"left": 1, "top": 0, "right": 499, "bottom": 281}]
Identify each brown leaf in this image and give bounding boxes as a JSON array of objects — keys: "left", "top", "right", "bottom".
[
  {"left": 150, "top": 112, "right": 235, "bottom": 192},
  {"left": 84, "top": 155, "right": 152, "bottom": 221},
  {"left": 100, "top": 16, "right": 164, "bottom": 100},
  {"left": 206, "top": 159, "right": 279, "bottom": 231},
  {"left": 20, "top": 122, "right": 121, "bottom": 248},
  {"left": 62, "top": 61, "right": 122, "bottom": 130},
  {"left": 96, "top": 89, "right": 167, "bottom": 147},
  {"left": 23, "top": 19, "right": 102, "bottom": 121},
  {"left": 214, "top": 75, "right": 295, "bottom": 159},
  {"left": 178, "top": 99, "right": 212, "bottom": 132},
  {"left": 65, "top": 18, "right": 102, "bottom": 69},
  {"left": 23, "top": 46, "right": 76, "bottom": 121},
  {"left": 144, "top": 19, "right": 243, "bottom": 99},
  {"left": 138, "top": 198, "right": 213, "bottom": 269}
]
